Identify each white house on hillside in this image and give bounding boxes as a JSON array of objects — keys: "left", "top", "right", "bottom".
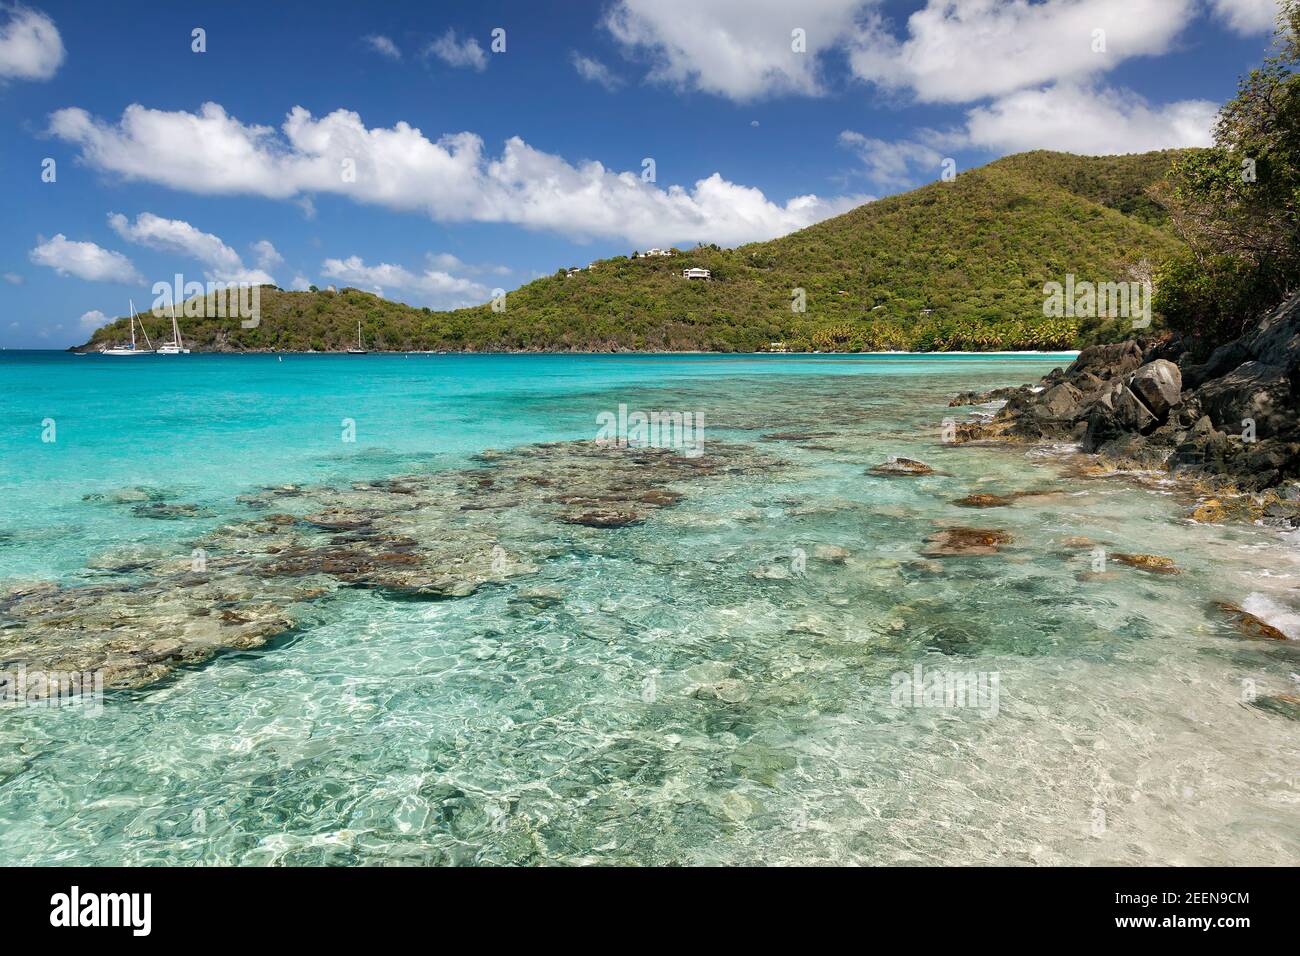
[
  {"left": 637, "top": 248, "right": 674, "bottom": 258},
  {"left": 683, "top": 267, "right": 711, "bottom": 280}
]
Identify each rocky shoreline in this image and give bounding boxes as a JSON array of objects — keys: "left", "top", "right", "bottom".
[
  {"left": 951, "top": 292, "right": 1300, "bottom": 526},
  {"left": 9, "top": 323, "right": 1300, "bottom": 703}
]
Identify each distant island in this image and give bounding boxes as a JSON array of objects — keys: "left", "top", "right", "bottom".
[{"left": 77, "top": 149, "right": 1189, "bottom": 354}]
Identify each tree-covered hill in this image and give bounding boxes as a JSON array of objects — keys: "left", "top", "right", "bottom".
[{"left": 78, "top": 148, "right": 1192, "bottom": 353}]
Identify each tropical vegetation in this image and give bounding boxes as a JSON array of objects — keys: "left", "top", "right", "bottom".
[{"left": 80, "top": 148, "right": 1195, "bottom": 353}]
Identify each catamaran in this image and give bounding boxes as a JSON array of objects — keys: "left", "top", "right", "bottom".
[
  {"left": 156, "top": 301, "right": 190, "bottom": 354},
  {"left": 100, "top": 300, "right": 155, "bottom": 356},
  {"left": 347, "top": 320, "right": 368, "bottom": 354}
]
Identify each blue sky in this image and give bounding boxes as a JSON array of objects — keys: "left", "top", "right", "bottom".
[{"left": 0, "top": 0, "right": 1286, "bottom": 347}]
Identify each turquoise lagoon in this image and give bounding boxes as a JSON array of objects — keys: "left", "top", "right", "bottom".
[{"left": 0, "top": 351, "right": 1297, "bottom": 865}]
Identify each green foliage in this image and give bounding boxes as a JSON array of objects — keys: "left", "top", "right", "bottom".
[
  {"left": 80, "top": 150, "right": 1190, "bottom": 353},
  {"left": 1157, "top": 1, "right": 1300, "bottom": 343},
  {"left": 1154, "top": 249, "right": 1278, "bottom": 344},
  {"left": 992, "top": 149, "right": 1193, "bottom": 226}
]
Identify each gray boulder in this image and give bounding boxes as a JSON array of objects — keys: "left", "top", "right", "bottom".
[
  {"left": 1183, "top": 339, "right": 1249, "bottom": 389},
  {"left": 1128, "top": 359, "right": 1182, "bottom": 421},
  {"left": 1114, "top": 385, "right": 1159, "bottom": 434},
  {"left": 1037, "top": 382, "right": 1084, "bottom": 419},
  {"left": 1083, "top": 384, "right": 1123, "bottom": 450},
  {"left": 1067, "top": 341, "right": 1144, "bottom": 381},
  {"left": 1196, "top": 360, "right": 1291, "bottom": 438},
  {"left": 1245, "top": 293, "right": 1300, "bottom": 373}
]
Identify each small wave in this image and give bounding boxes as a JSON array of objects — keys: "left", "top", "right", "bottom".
[{"left": 1242, "top": 593, "right": 1300, "bottom": 640}]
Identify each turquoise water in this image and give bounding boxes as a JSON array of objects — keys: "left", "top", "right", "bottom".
[{"left": 0, "top": 351, "right": 1297, "bottom": 865}]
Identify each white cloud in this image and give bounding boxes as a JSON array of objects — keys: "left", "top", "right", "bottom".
[
  {"left": 959, "top": 83, "right": 1218, "bottom": 154},
  {"left": 364, "top": 34, "right": 401, "bottom": 60},
  {"left": 108, "top": 212, "right": 239, "bottom": 273},
  {"left": 251, "top": 239, "right": 284, "bottom": 270},
  {"left": 50, "top": 102, "right": 866, "bottom": 247},
  {"left": 839, "top": 130, "right": 943, "bottom": 187},
  {"left": 50, "top": 104, "right": 297, "bottom": 197},
  {"left": 29, "top": 235, "right": 142, "bottom": 283},
  {"left": 289, "top": 274, "right": 312, "bottom": 291},
  {"left": 427, "top": 252, "right": 510, "bottom": 276},
  {"left": 425, "top": 29, "right": 486, "bottom": 71},
  {"left": 1209, "top": 0, "right": 1282, "bottom": 35},
  {"left": 321, "top": 255, "right": 489, "bottom": 309},
  {"left": 427, "top": 252, "right": 467, "bottom": 272},
  {"left": 605, "top": 0, "right": 869, "bottom": 100},
  {"left": 850, "top": 0, "right": 1195, "bottom": 105},
  {"left": 2, "top": 271, "right": 22, "bottom": 284},
  {"left": 0, "top": 5, "right": 64, "bottom": 81},
  {"left": 78, "top": 309, "right": 107, "bottom": 330},
  {"left": 571, "top": 51, "right": 623, "bottom": 90},
  {"left": 107, "top": 211, "right": 275, "bottom": 284}
]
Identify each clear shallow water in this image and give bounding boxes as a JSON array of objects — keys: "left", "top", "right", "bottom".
[{"left": 0, "top": 351, "right": 1297, "bottom": 865}]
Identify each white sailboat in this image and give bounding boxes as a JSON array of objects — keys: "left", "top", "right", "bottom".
[
  {"left": 347, "top": 320, "right": 368, "bottom": 354},
  {"left": 157, "top": 300, "right": 190, "bottom": 354},
  {"left": 101, "top": 300, "right": 155, "bottom": 356}
]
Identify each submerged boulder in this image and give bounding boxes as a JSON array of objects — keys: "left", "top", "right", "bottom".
[
  {"left": 1212, "top": 602, "right": 1289, "bottom": 641},
  {"left": 869, "top": 456, "right": 935, "bottom": 477},
  {"left": 954, "top": 493, "right": 1015, "bottom": 508},
  {"left": 560, "top": 509, "right": 644, "bottom": 528},
  {"left": 1251, "top": 695, "right": 1300, "bottom": 721},
  {"left": 1112, "top": 553, "right": 1179, "bottom": 574},
  {"left": 923, "top": 527, "right": 1013, "bottom": 557}
]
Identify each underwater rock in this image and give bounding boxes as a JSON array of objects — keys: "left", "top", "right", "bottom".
[
  {"left": 82, "top": 486, "right": 176, "bottom": 505},
  {"left": 1250, "top": 694, "right": 1300, "bottom": 720},
  {"left": 954, "top": 493, "right": 1015, "bottom": 508},
  {"left": 132, "top": 502, "right": 213, "bottom": 520},
  {"left": 948, "top": 386, "right": 1025, "bottom": 407},
  {"left": 508, "top": 589, "right": 565, "bottom": 611},
  {"left": 0, "top": 576, "right": 308, "bottom": 691},
  {"left": 869, "top": 456, "right": 935, "bottom": 477},
  {"left": 692, "top": 677, "right": 749, "bottom": 704},
  {"left": 86, "top": 544, "right": 176, "bottom": 571},
  {"left": 560, "top": 509, "right": 644, "bottom": 528},
  {"left": 906, "top": 559, "right": 945, "bottom": 575},
  {"left": 1212, "top": 602, "right": 1290, "bottom": 641},
  {"left": 1, "top": 437, "right": 783, "bottom": 692},
  {"left": 1112, "top": 553, "right": 1180, "bottom": 574},
  {"left": 636, "top": 489, "right": 683, "bottom": 507},
  {"left": 760, "top": 431, "right": 831, "bottom": 442},
  {"left": 812, "top": 544, "right": 850, "bottom": 563},
  {"left": 1190, "top": 499, "right": 1229, "bottom": 523},
  {"left": 303, "top": 509, "right": 378, "bottom": 531},
  {"left": 922, "top": 527, "right": 1013, "bottom": 557}
]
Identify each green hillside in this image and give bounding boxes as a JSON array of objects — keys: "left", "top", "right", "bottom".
[{"left": 79, "top": 149, "right": 1191, "bottom": 353}]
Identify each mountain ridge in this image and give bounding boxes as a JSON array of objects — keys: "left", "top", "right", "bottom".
[{"left": 77, "top": 148, "right": 1194, "bottom": 353}]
